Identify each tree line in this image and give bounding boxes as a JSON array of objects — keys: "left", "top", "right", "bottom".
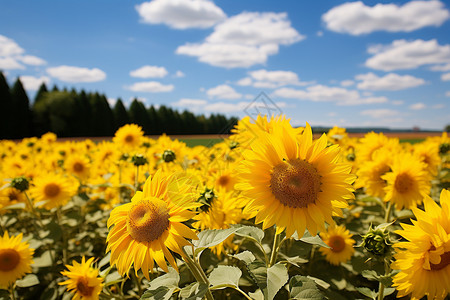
[{"left": 0, "top": 72, "right": 238, "bottom": 139}]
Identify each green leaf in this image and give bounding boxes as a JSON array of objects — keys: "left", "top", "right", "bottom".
[
  {"left": 105, "top": 271, "right": 123, "bottom": 286},
  {"left": 232, "top": 224, "right": 265, "bottom": 244},
  {"left": 208, "top": 265, "right": 242, "bottom": 290},
  {"left": 179, "top": 282, "right": 208, "bottom": 300},
  {"left": 45, "top": 220, "right": 63, "bottom": 241},
  {"left": 299, "top": 231, "right": 330, "bottom": 248},
  {"left": 356, "top": 287, "right": 377, "bottom": 299},
  {"left": 232, "top": 251, "right": 256, "bottom": 265},
  {"left": 3, "top": 202, "right": 26, "bottom": 210},
  {"left": 98, "top": 252, "right": 111, "bottom": 269},
  {"left": 193, "top": 227, "right": 240, "bottom": 257},
  {"left": 362, "top": 270, "right": 393, "bottom": 286},
  {"left": 16, "top": 274, "right": 39, "bottom": 287},
  {"left": 289, "top": 276, "right": 324, "bottom": 300},
  {"left": 248, "top": 260, "right": 268, "bottom": 292},
  {"left": 33, "top": 250, "right": 54, "bottom": 267},
  {"left": 278, "top": 253, "right": 308, "bottom": 267},
  {"left": 249, "top": 289, "right": 264, "bottom": 300},
  {"left": 141, "top": 286, "right": 177, "bottom": 300},
  {"left": 267, "top": 263, "right": 288, "bottom": 300}
]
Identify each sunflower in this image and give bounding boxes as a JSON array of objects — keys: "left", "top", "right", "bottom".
[
  {"left": 65, "top": 155, "right": 91, "bottom": 181},
  {"left": 382, "top": 152, "right": 431, "bottom": 210},
  {"left": 356, "top": 132, "right": 399, "bottom": 163},
  {"left": 237, "top": 121, "right": 356, "bottom": 237},
  {"left": 59, "top": 256, "right": 104, "bottom": 300},
  {"left": 413, "top": 141, "right": 441, "bottom": 176},
  {"left": 113, "top": 124, "right": 144, "bottom": 151},
  {"left": 355, "top": 148, "right": 392, "bottom": 198},
  {"left": 0, "top": 187, "right": 26, "bottom": 211},
  {"left": 0, "top": 231, "right": 34, "bottom": 288},
  {"left": 29, "top": 173, "right": 77, "bottom": 210},
  {"left": 392, "top": 189, "right": 450, "bottom": 300},
  {"left": 319, "top": 225, "right": 355, "bottom": 265},
  {"left": 106, "top": 170, "right": 199, "bottom": 278}
]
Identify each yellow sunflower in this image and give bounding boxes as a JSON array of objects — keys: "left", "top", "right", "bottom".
[
  {"left": 29, "top": 173, "right": 77, "bottom": 210},
  {"left": 0, "top": 231, "right": 34, "bottom": 288},
  {"left": 413, "top": 141, "right": 441, "bottom": 176},
  {"left": 237, "top": 121, "right": 356, "bottom": 237},
  {"left": 59, "top": 256, "right": 104, "bottom": 300},
  {"left": 113, "top": 124, "right": 144, "bottom": 151},
  {"left": 356, "top": 132, "right": 399, "bottom": 163},
  {"left": 65, "top": 155, "right": 91, "bottom": 181},
  {"left": 0, "top": 187, "right": 26, "bottom": 211},
  {"left": 392, "top": 189, "right": 450, "bottom": 300},
  {"left": 382, "top": 152, "right": 431, "bottom": 210},
  {"left": 355, "top": 148, "right": 392, "bottom": 198},
  {"left": 106, "top": 170, "right": 199, "bottom": 279},
  {"left": 319, "top": 225, "right": 355, "bottom": 265}
]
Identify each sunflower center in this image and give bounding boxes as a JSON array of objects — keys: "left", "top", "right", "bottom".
[
  {"left": 394, "top": 173, "right": 413, "bottom": 194},
  {"left": 217, "top": 175, "right": 230, "bottom": 187},
  {"left": 430, "top": 251, "right": 450, "bottom": 271},
  {"left": 73, "top": 162, "right": 84, "bottom": 173},
  {"left": 0, "top": 249, "right": 21, "bottom": 271},
  {"left": 8, "top": 191, "right": 18, "bottom": 201},
  {"left": 329, "top": 236, "right": 346, "bottom": 253},
  {"left": 270, "top": 159, "right": 321, "bottom": 208},
  {"left": 127, "top": 199, "right": 170, "bottom": 243},
  {"left": 76, "top": 277, "right": 94, "bottom": 297},
  {"left": 44, "top": 183, "right": 61, "bottom": 198},
  {"left": 125, "top": 134, "right": 134, "bottom": 143}
]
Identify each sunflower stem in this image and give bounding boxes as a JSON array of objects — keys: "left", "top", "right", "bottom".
[
  {"left": 56, "top": 207, "right": 68, "bottom": 265},
  {"left": 384, "top": 202, "right": 393, "bottom": 223},
  {"left": 183, "top": 253, "right": 214, "bottom": 300},
  {"left": 131, "top": 271, "right": 143, "bottom": 297},
  {"left": 9, "top": 283, "right": 16, "bottom": 300},
  {"left": 235, "top": 287, "right": 253, "bottom": 300},
  {"left": 135, "top": 165, "right": 139, "bottom": 192},
  {"left": 269, "top": 229, "right": 281, "bottom": 267},
  {"left": 24, "top": 191, "right": 44, "bottom": 228}
]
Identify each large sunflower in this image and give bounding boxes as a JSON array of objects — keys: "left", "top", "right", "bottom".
[
  {"left": 113, "top": 124, "right": 144, "bottom": 151},
  {"left": 382, "top": 152, "right": 431, "bottom": 210},
  {"left": 59, "top": 256, "right": 104, "bottom": 300},
  {"left": 237, "top": 121, "right": 355, "bottom": 237},
  {"left": 0, "top": 231, "right": 34, "bottom": 288},
  {"left": 106, "top": 170, "right": 199, "bottom": 279},
  {"left": 355, "top": 148, "right": 392, "bottom": 198},
  {"left": 319, "top": 225, "right": 355, "bottom": 265},
  {"left": 29, "top": 173, "right": 77, "bottom": 210},
  {"left": 392, "top": 189, "right": 450, "bottom": 300}
]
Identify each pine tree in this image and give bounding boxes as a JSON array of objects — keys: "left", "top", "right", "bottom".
[
  {"left": 10, "top": 78, "right": 31, "bottom": 138},
  {"left": 0, "top": 72, "right": 13, "bottom": 139},
  {"left": 147, "top": 105, "right": 161, "bottom": 134},
  {"left": 129, "top": 99, "right": 151, "bottom": 134},
  {"left": 113, "top": 98, "right": 130, "bottom": 131},
  {"left": 89, "top": 93, "right": 114, "bottom": 136},
  {"left": 34, "top": 82, "right": 48, "bottom": 104}
]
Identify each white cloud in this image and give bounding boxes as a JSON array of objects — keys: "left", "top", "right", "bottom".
[
  {"left": 340, "top": 80, "right": 354, "bottom": 87},
  {"left": 206, "top": 84, "right": 242, "bottom": 99},
  {"left": 365, "top": 39, "right": 450, "bottom": 71},
  {"left": 130, "top": 65, "right": 168, "bottom": 78},
  {"left": 172, "top": 98, "right": 207, "bottom": 107},
  {"left": 360, "top": 109, "right": 399, "bottom": 118},
  {"left": 317, "top": 31, "right": 323, "bottom": 37},
  {"left": 237, "top": 77, "right": 252, "bottom": 86},
  {"left": 0, "top": 57, "right": 25, "bottom": 70},
  {"left": 108, "top": 98, "right": 117, "bottom": 107},
  {"left": 0, "top": 35, "right": 24, "bottom": 57},
  {"left": 442, "top": 72, "right": 450, "bottom": 81},
  {"left": 392, "top": 100, "right": 404, "bottom": 105},
  {"left": 174, "top": 70, "right": 185, "bottom": 78},
  {"left": 432, "top": 103, "right": 445, "bottom": 109},
  {"left": 47, "top": 65, "right": 106, "bottom": 83},
  {"left": 272, "top": 85, "right": 388, "bottom": 106},
  {"left": 355, "top": 72, "right": 425, "bottom": 91},
  {"left": 176, "top": 12, "right": 304, "bottom": 68},
  {"left": 446, "top": 91, "right": 450, "bottom": 97},
  {"left": 237, "top": 69, "right": 311, "bottom": 89},
  {"left": 430, "top": 63, "right": 450, "bottom": 71},
  {"left": 136, "top": 0, "right": 226, "bottom": 29},
  {"left": 19, "top": 75, "right": 50, "bottom": 91},
  {"left": 17, "top": 55, "right": 46, "bottom": 66},
  {"left": 203, "top": 100, "right": 287, "bottom": 113},
  {"left": 323, "top": 1, "right": 449, "bottom": 35},
  {"left": 126, "top": 81, "right": 174, "bottom": 92},
  {"left": 409, "top": 102, "right": 426, "bottom": 110}
]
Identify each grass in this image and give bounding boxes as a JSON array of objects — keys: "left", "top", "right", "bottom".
[
  {"left": 179, "top": 138, "right": 223, "bottom": 147},
  {"left": 399, "top": 138, "right": 425, "bottom": 144}
]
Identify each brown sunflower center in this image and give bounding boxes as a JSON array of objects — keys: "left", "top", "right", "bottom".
[
  {"left": 270, "top": 159, "right": 321, "bottom": 208},
  {"left": 125, "top": 134, "right": 134, "bottom": 143},
  {"left": 8, "top": 191, "right": 18, "bottom": 201},
  {"left": 0, "top": 249, "right": 21, "bottom": 271},
  {"left": 329, "top": 235, "right": 346, "bottom": 253},
  {"left": 394, "top": 173, "right": 413, "bottom": 194},
  {"left": 76, "top": 277, "right": 94, "bottom": 297},
  {"left": 44, "top": 183, "right": 61, "bottom": 198},
  {"left": 127, "top": 199, "right": 170, "bottom": 243},
  {"left": 73, "top": 162, "right": 84, "bottom": 173},
  {"left": 217, "top": 175, "right": 230, "bottom": 187},
  {"left": 430, "top": 251, "right": 450, "bottom": 271}
]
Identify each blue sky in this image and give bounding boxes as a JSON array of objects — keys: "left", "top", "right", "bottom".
[{"left": 1, "top": 0, "right": 449, "bottom": 130}]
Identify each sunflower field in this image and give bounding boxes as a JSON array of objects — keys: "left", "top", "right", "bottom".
[{"left": 0, "top": 115, "right": 449, "bottom": 300}]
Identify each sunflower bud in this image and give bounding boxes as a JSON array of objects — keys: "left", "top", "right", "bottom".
[
  {"left": 197, "top": 187, "right": 216, "bottom": 212},
  {"left": 361, "top": 224, "right": 392, "bottom": 257},
  {"left": 439, "top": 143, "right": 449, "bottom": 155},
  {"left": 131, "top": 154, "right": 148, "bottom": 166},
  {"left": 120, "top": 153, "right": 129, "bottom": 161},
  {"left": 11, "top": 176, "right": 29, "bottom": 192},
  {"left": 162, "top": 150, "right": 176, "bottom": 163},
  {"left": 229, "top": 141, "right": 239, "bottom": 150},
  {"left": 346, "top": 152, "right": 356, "bottom": 162}
]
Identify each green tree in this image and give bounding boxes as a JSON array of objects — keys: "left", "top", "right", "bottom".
[
  {"left": 147, "top": 105, "right": 161, "bottom": 134},
  {"left": 0, "top": 72, "right": 13, "bottom": 139},
  {"left": 129, "top": 99, "right": 151, "bottom": 134},
  {"left": 113, "top": 98, "right": 130, "bottom": 131},
  {"left": 89, "top": 93, "right": 114, "bottom": 136},
  {"left": 34, "top": 82, "right": 48, "bottom": 105},
  {"left": 10, "top": 78, "right": 31, "bottom": 138}
]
